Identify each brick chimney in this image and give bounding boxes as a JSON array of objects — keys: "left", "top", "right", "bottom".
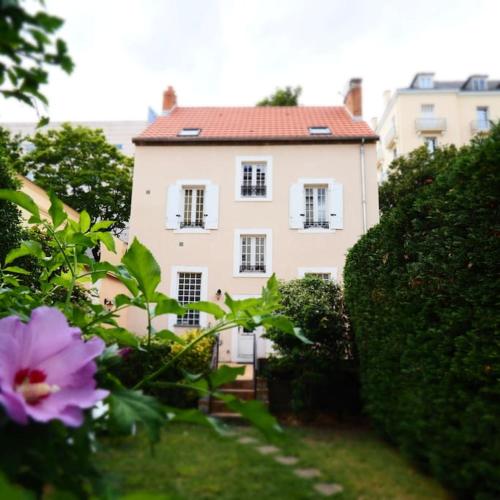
[
  {"left": 344, "top": 78, "right": 362, "bottom": 119},
  {"left": 162, "top": 86, "right": 177, "bottom": 113}
]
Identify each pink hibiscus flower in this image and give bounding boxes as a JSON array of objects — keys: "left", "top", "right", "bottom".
[{"left": 0, "top": 306, "right": 109, "bottom": 427}]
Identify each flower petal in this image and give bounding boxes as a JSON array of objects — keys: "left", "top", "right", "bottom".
[
  {"left": 0, "top": 389, "right": 28, "bottom": 425},
  {"left": 0, "top": 316, "right": 23, "bottom": 384},
  {"left": 21, "top": 307, "right": 80, "bottom": 367},
  {"left": 36, "top": 336, "right": 105, "bottom": 386}
]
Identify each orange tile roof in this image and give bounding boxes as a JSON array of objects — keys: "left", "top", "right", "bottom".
[{"left": 134, "top": 106, "right": 377, "bottom": 143}]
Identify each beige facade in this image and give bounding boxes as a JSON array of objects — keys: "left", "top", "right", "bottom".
[
  {"left": 128, "top": 142, "right": 378, "bottom": 360},
  {"left": 376, "top": 73, "right": 500, "bottom": 179},
  {"left": 2, "top": 120, "right": 147, "bottom": 157},
  {"left": 18, "top": 176, "right": 129, "bottom": 328}
]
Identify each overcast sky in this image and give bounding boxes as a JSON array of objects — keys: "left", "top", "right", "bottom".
[{"left": 1, "top": 0, "right": 498, "bottom": 124}]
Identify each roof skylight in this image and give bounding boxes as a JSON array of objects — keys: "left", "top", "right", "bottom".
[
  {"left": 178, "top": 128, "right": 201, "bottom": 137},
  {"left": 308, "top": 126, "right": 332, "bottom": 136}
]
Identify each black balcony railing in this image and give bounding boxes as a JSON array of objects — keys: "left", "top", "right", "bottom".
[
  {"left": 239, "top": 264, "right": 266, "bottom": 273},
  {"left": 241, "top": 185, "right": 267, "bottom": 197},
  {"left": 180, "top": 220, "right": 204, "bottom": 229},
  {"left": 304, "top": 220, "right": 329, "bottom": 229}
]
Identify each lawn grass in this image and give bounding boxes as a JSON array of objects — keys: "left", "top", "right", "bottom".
[{"left": 99, "top": 422, "right": 452, "bottom": 499}]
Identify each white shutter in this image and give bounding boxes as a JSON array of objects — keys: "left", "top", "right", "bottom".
[
  {"left": 289, "top": 183, "right": 304, "bottom": 229},
  {"left": 329, "top": 182, "right": 343, "bottom": 229},
  {"left": 166, "top": 185, "right": 182, "bottom": 229},
  {"left": 204, "top": 184, "right": 219, "bottom": 229}
]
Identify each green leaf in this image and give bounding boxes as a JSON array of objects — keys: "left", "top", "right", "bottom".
[
  {"left": 48, "top": 191, "right": 67, "bottom": 228},
  {"left": 94, "top": 231, "right": 115, "bottom": 252},
  {"left": 36, "top": 116, "right": 49, "bottom": 129},
  {"left": 3, "top": 266, "right": 31, "bottom": 275},
  {"left": 114, "top": 293, "right": 133, "bottom": 308},
  {"left": 95, "top": 327, "right": 139, "bottom": 348},
  {"left": 79, "top": 210, "right": 91, "bottom": 232},
  {"left": 0, "top": 472, "right": 34, "bottom": 500},
  {"left": 121, "top": 238, "right": 161, "bottom": 301},
  {"left": 0, "top": 189, "right": 41, "bottom": 222},
  {"left": 91, "top": 220, "right": 114, "bottom": 232},
  {"left": 221, "top": 397, "right": 282, "bottom": 438},
  {"left": 155, "top": 329, "right": 186, "bottom": 345},
  {"left": 108, "top": 389, "right": 164, "bottom": 441},
  {"left": 155, "top": 295, "right": 185, "bottom": 316},
  {"left": 184, "top": 301, "right": 225, "bottom": 319},
  {"left": 5, "top": 240, "right": 44, "bottom": 265},
  {"left": 165, "top": 406, "right": 226, "bottom": 434},
  {"left": 209, "top": 365, "right": 245, "bottom": 388}
]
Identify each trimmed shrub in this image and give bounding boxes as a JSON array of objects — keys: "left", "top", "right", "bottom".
[
  {"left": 265, "top": 276, "right": 359, "bottom": 416},
  {"left": 113, "top": 329, "right": 215, "bottom": 408},
  {"left": 344, "top": 124, "right": 500, "bottom": 498}
]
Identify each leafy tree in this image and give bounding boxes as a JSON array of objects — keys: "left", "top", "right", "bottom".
[
  {"left": 20, "top": 124, "right": 133, "bottom": 257},
  {"left": 257, "top": 86, "right": 302, "bottom": 106},
  {"left": 0, "top": 127, "right": 23, "bottom": 263},
  {"left": 0, "top": 0, "right": 73, "bottom": 112}
]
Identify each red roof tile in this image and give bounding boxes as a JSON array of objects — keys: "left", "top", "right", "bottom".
[{"left": 135, "top": 106, "right": 377, "bottom": 143}]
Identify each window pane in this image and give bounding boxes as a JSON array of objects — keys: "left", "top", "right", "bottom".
[
  {"left": 195, "top": 188, "right": 204, "bottom": 226},
  {"left": 240, "top": 235, "right": 266, "bottom": 272},
  {"left": 241, "top": 162, "right": 267, "bottom": 197},
  {"left": 177, "top": 272, "right": 202, "bottom": 325},
  {"left": 304, "top": 185, "right": 329, "bottom": 229},
  {"left": 183, "top": 189, "right": 193, "bottom": 225}
]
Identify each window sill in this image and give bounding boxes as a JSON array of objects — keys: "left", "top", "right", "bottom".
[
  {"left": 174, "top": 323, "right": 200, "bottom": 328},
  {"left": 235, "top": 197, "right": 272, "bottom": 202},
  {"left": 233, "top": 272, "right": 272, "bottom": 278},
  {"left": 298, "top": 228, "right": 337, "bottom": 234},
  {"left": 173, "top": 228, "right": 211, "bottom": 234}
]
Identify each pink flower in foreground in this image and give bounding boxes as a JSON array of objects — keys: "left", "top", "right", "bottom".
[{"left": 0, "top": 307, "right": 108, "bottom": 427}]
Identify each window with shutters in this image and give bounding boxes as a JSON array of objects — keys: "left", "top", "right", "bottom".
[
  {"left": 234, "top": 229, "right": 272, "bottom": 277},
  {"left": 235, "top": 156, "right": 273, "bottom": 201},
  {"left": 289, "top": 178, "right": 343, "bottom": 232},
  {"left": 304, "top": 185, "right": 329, "bottom": 229},
  {"left": 166, "top": 180, "right": 219, "bottom": 232},
  {"left": 181, "top": 187, "right": 204, "bottom": 228}
]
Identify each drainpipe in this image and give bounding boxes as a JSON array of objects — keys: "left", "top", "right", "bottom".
[{"left": 360, "top": 138, "right": 368, "bottom": 234}]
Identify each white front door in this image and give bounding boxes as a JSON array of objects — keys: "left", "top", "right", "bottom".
[{"left": 236, "top": 326, "right": 254, "bottom": 363}]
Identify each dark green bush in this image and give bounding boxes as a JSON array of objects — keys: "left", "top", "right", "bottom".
[
  {"left": 0, "top": 127, "right": 23, "bottom": 264},
  {"left": 344, "top": 124, "right": 500, "bottom": 499},
  {"left": 265, "top": 276, "right": 359, "bottom": 416},
  {"left": 113, "top": 330, "right": 215, "bottom": 408}
]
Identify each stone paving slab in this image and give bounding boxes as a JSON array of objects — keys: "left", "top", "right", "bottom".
[
  {"left": 293, "top": 468, "right": 321, "bottom": 479},
  {"left": 313, "top": 483, "right": 344, "bottom": 496},
  {"left": 274, "top": 455, "right": 299, "bottom": 465},
  {"left": 256, "top": 445, "right": 280, "bottom": 455},
  {"left": 237, "top": 436, "right": 258, "bottom": 444}
]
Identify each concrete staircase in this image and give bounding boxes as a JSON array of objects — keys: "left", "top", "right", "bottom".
[{"left": 199, "top": 363, "right": 269, "bottom": 419}]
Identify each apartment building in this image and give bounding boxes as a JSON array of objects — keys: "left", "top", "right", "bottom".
[
  {"left": 128, "top": 81, "right": 379, "bottom": 362},
  {"left": 376, "top": 73, "right": 500, "bottom": 180},
  {"left": 1, "top": 120, "right": 147, "bottom": 157}
]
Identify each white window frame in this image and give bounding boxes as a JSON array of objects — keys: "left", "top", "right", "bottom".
[
  {"left": 298, "top": 267, "right": 338, "bottom": 281},
  {"left": 295, "top": 178, "right": 342, "bottom": 233},
  {"left": 421, "top": 104, "right": 435, "bottom": 116},
  {"left": 235, "top": 156, "right": 273, "bottom": 202},
  {"left": 233, "top": 228, "right": 272, "bottom": 278},
  {"left": 169, "top": 179, "right": 215, "bottom": 233},
  {"left": 169, "top": 266, "right": 208, "bottom": 329},
  {"left": 424, "top": 137, "right": 437, "bottom": 153},
  {"left": 472, "top": 78, "right": 487, "bottom": 91},
  {"left": 417, "top": 75, "right": 433, "bottom": 89}
]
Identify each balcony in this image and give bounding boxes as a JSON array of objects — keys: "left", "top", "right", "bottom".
[
  {"left": 470, "top": 120, "right": 492, "bottom": 134},
  {"left": 239, "top": 264, "right": 266, "bottom": 273},
  {"left": 241, "top": 185, "right": 267, "bottom": 197},
  {"left": 304, "top": 220, "right": 330, "bottom": 229},
  {"left": 180, "top": 220, "right": 204, "bottom": 229},
  {"left": 415, "top": 117, "right": 447, "bottom": 133},
  {"left": 384, "top": 125, "right": 397, "bottom": 148}
]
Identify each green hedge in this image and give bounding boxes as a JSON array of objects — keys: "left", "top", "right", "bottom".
[{"left": 344, "top": 125, "right": 500, "bottom": 498}]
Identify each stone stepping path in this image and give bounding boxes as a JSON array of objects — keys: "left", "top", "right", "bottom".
[
  {"left": 256, "top": 445, "right": 280, "bottom": 455},
  {"left": 274, "top": 455, "right": 299, "bottom": 465},
  {"left": 293, "top": 468, "right": 321, "bottom": 479},
  {"left": 313, "top": 483, "right": 344, "bottom": 496},
  {"left": 237, "top": 436, "right": 258, "bottom": 445}
]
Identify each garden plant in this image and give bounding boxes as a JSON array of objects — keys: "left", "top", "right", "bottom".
[{"left": 0, "top": 188, "right": 304, "bottom": 498}]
